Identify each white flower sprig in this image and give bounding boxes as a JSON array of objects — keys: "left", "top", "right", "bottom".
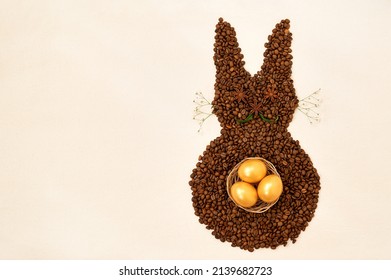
[
  {"left": 298, "top": 89, "right": 321, "bottom": 124},
  {"left": 192, "top": 89, "right": 321, "bottom": 131},
  {"left": 193, "top": 92, "right": 213, "bottom": 132}
]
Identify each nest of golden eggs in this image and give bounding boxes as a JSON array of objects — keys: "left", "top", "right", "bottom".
[{"left": 226, "top": 157, "right": 283, "bottom": 213}]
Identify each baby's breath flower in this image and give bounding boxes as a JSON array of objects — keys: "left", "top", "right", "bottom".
[
  {"left": 193, "top": 92, "right": 213, "bottom": 132},
  {"left": 298, "top": 89, "right": 321, "bottom": 124}
]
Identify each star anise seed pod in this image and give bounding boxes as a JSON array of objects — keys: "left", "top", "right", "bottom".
[
  {"left": 249, "top": 101, "right": 263, "bottom": 117},
  {"left": 233, "top": 90, "right": 247, "bottom": 103},
  {"left": 264, "top": 88, "right": 279, "bottom": 101}
]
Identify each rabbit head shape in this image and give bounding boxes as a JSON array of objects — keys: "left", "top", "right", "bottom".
[
  {"left": 189, "top": 18, "right": 321, "bottom": 251},
  {"left": 212, "top": 18, "right": 297, "bottom": 130}
]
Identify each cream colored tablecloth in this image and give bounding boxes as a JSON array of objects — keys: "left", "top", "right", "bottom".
[{"left": 0, "top": 0, "right": 390, "bottom": 259}]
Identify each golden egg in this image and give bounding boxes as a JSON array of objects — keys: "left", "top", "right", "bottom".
[
  {"left": 238, "top": 159, "right": 267, "bottom": 183},
  {"left": 230, "top": 181, "right": 258, "bottom": 208},
  {"left": 257, "top": 174, "right": 283, "bottom": 203}
]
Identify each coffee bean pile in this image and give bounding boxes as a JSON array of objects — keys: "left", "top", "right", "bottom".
[{"left": 189, "top": 18, "right": 321, "bottom": 251}]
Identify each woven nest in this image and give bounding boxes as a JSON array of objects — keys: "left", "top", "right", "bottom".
[{"left": 226, "top": 157, "right": 281, "bottom": 213}]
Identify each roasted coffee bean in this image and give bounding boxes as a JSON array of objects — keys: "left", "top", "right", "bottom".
[{"left": 189, "top": 18, "right": 321, "bottom": 251}]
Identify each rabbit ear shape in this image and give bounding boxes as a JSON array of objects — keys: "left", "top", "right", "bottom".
[
  {"left": 257, "top": 19, "right": 294, "bottom": 94},
  {"left": 254, "top": 19, "right": 298, "bottom": 127},
  {"left": 212, "top": 18, "right": 251, "bottom": 126}
]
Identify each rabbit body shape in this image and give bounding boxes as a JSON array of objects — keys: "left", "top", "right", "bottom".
[{"left": 189, "top": 18, "right": 321, "bottom": 251}]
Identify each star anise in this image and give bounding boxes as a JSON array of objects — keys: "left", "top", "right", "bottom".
[
  {"left": 264, "top": 88, "right": 279, "bottom": 101},
  {"left": 233, "top": 89, "right": 247, "bottom": 103},
  {"left": 249, "top": 100, "right": 263, "bottom": 117}
]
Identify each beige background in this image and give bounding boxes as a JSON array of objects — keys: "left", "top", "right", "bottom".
[{"left": 1, "top": 0, "right": 390, "bottom": 259}]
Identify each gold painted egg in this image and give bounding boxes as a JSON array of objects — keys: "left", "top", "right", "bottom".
[
  {"left": 257, "top": 174, "right": 283, "bottom": 203},
  {"left": 230, "top": 181, "right": 258, "bottom": 208},
  {"left": 238, "top": 159, "right": 267, "bottom": 184}
]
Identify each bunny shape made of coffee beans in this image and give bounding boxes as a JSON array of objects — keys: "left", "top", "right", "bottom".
[{"left": 189, "top": 18, "right": 321, "bottom": 251}]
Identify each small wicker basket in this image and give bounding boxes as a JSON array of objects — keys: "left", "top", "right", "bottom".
[{"left": 226, "top": 157, "right": 281, "bottom": 213}]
